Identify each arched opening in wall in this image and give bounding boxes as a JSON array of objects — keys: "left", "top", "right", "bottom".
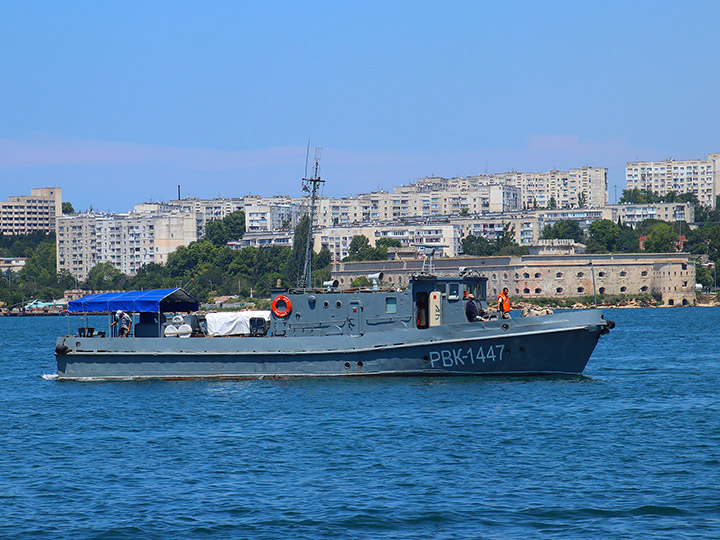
[
  {"left": 534, "top": 273, "right": 541, "bottom": 278},
  {"left": 577, "top": 287, "right": 585, "bottom": 293},
  {"left": 620, "top": 286, "right": 627, "bottom": 292},
  {"left": 681, "top": 263, "right": 687, "bottom": 270},
  {"left": 556, "top": 272, "right": 563, "bottom": 278},
  {"left": 577, "top": 272, "right": 584, "bottom": 277},
  {"left": 599, "top": 287, "right": 606, "bottom": 294},
  {"left": 515, "top": 289, "right": 519, "bottom": 294},
  {"left": 641, "top": 286, "right": 649, "bottom": 292},
  {"left": 556, "top": 287, "right": 563, "bottom": 294},
  {"left": 492, "top": 274, "right": 496, "bottom": 279},
  {"left": 534, "top": 288, "right": 542, "bottom": 294},
  {"left": 620, "top": 271, "right": 627, "bottom": 276},
  {"left": 503, "top": 273, "right": 508, "bottom": 279},
  {"left": 682, "top": 298, "right": 689, "bottom": 306},
  {"left": 523, "top": 288, "right": 530, "bottom": 294},
  {"left": 515, "top": 273, "right": 520, "bottom": 278},
  {"left": 523, "top": 272, "right": 530, "bottom": 278},
  {"left": 598, "top": 272, "right": 606, "bottom": 277},
  {"left": 668, "top": 299, "right": 675, "bottom": 306},
  {"left": 340, "top": 278, "right": 345, "bottom": 285},
  {"left": 641, "top": 271, "right": 648, "bottom": 276}
]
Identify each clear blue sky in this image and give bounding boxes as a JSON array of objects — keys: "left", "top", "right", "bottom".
[{"left": 1, "top": 1, "right": 719, "bottom": 212}]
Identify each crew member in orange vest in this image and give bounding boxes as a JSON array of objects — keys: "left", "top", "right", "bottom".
[{"left": 497, "top": 287, "right": 511, "bottom": 319}]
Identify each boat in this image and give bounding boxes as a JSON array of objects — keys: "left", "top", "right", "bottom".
[{"left": 54, "top": 155, "right": 614, "bottom": 380}]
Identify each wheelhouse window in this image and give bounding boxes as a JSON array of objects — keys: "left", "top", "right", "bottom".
[
  {"left": 385, "top": 297, "right": 397, "bottom": 314},
  {"left": 448, "top": 284, "right": 460, "bottom": 301}
]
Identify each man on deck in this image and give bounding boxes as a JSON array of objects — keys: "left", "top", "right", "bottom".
[
  {"left": 111, "top": 310, "right": 133, "bottom": 337},
  {"left": 497, "top": 287, "right": 512, "bottom": 319},
  {"left": 465, "top": 293, "right": 486, "bottom": 322}
]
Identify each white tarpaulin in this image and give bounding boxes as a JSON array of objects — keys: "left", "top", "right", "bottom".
[{"left": 205, "top": 311, "right": 271, "bottom": 337}]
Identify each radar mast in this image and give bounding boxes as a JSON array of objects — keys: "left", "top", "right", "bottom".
[{"left": 297, "top": 147, "right": 324, "bottom": 289}]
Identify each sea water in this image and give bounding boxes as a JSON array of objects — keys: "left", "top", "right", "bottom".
[{"left": 1, "top": 309, "right": 719, "bottom": 539}]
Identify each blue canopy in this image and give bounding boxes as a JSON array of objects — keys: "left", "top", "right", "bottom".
[{"left": 68, "top": 288, "right": 200, "bottom": 313}]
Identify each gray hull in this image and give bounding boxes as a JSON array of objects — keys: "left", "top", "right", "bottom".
[{"left": 55, "top": 310, "right": 610, "bottom": 380}]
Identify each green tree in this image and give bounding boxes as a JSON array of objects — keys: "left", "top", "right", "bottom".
[
  {"left": 541, "top": 220, "right": 585, "bottom": 243},
  {"left": 643, "top": 222, "right": 679, "bottom": 253},
  {"left": 62, "top": 202, "right": 75, "bottom": 215},
  {"left": 204, "top": 211, "right": 245, "bottom": 246},
  {"left": 587, "top": 220, "right": 621, "bottom": 253},
  {"left": 376, "top": 237, "right": 402, "bottom": 248},
  {"left": 459, "top": 207, "right": 470, "bottom": 217},
  {"left": 84, "top": 262, "right": 126, "bottom": 290},
  {"left": 462, "top": 235, "right": 493, "bottom": 256}
]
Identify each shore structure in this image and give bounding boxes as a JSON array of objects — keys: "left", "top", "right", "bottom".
[{"left": 332, "top": 252, "right": 696, "bottom": 307}]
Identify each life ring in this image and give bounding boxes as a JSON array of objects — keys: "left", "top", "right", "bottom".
[{"left": 271, "top": 295, "right": 292, "bottom": 318}]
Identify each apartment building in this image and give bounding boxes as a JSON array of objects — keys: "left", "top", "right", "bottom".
[
  {"left": 625, "top": 153, "right": 720, "bottom": 208},
  {"left": 414, "top": 166, "right": 608, "bottom": 210},
  {"left": 0, "top": 187, "right": 62, "bottom": 235},
  {"left": 606, "top": 202, "right": 694, "bottom": 228},
  {"left": 57, "top": 212, "right": 197, "bottom": 280}
]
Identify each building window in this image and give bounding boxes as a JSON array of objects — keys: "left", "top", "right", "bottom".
[
  {"left": 620, "top": 286, "right": 627, "bottom": 292},
  {"left": 556, "top": 272, "right": 563, "bottom": 278},
  {"left": 534, "top": 288, "right": 542, "bottom": 294},
  {"left": 641, "top": 286, "right": 649, "bottom": 292},
  {"left": 556, "top": 287, "right": 563, "bottom": 294},
  {"left": 578, "top": 287, "right": 585, "bottom": 293},
  {"left": 577, "top": 272, "right": 584, "bottom": 277},
  {"left": 598, "top": 272, "right": 606, "bottom": 277},
  {"left": 534, "top": 273, "right": 541, "bottom": 278},
  {"left": 523, "top": 273, "right": 529, "bottom": 278},
  {"left": 641, "top": 271, "right": 648, "bottom": 277},
  {"left": 523, "top": 288, "right": 530, "bottom": 294},
  {"left": 620, "top": 271, "right": 627, "bottom": 277}
]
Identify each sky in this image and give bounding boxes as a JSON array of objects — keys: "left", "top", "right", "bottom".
[{"left": 1, "top": 1, "right": 719, "bottom": 212}]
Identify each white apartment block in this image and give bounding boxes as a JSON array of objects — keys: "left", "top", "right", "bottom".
[
  {"left": 245, "top": 202, "right": 303, "bottom": 232},
  {"left": 415, "top": 166, "right": 608, "bottom": 210},
  {"left": 314, "top": 184, "right": 520, "bottom": 228},
  {"left": 0, "top": 187, "right": 62, "bottom": 235},
  {"left": 57, "top": 212, "right": 197, "bottom": 280},
  {"left": 315, "top": 223, "right": 463, "bottom": 260},
  {"left": 607, "top": 202, "right": 694, "bottom": 228},
  {"left": 626, "top": 153, "right": 720, "bottom": 208}
]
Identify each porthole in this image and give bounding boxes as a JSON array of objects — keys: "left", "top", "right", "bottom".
[
  {"left": 336, "top": 300, "right": 342, "bottom": 308},
  {"left": 323, "top": 301, "right": 329, "bottom": 308}
]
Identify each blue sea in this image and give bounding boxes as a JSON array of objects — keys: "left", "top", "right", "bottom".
[{"left": 2, "top": 308, "right": 719, "bottom": 539}]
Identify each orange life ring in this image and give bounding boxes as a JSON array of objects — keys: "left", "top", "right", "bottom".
[{"left": 271, "top": 295, "right": 292, "bottom": 317}]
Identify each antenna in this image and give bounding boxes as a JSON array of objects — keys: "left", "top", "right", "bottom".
[
  {"left": 297, "top": 147, "right": 325, "bottom": 289},
  {"left": 304, "top": 139, "right": 310, "bottom": 179}
]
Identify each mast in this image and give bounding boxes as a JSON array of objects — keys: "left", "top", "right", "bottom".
[{"left": 297, "top": 147, "right": 324, "bottom": 289}]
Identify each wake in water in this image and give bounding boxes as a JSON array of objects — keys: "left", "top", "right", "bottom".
[{"left": 41, "top": 373, "right": 58, "bottom": 381}]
